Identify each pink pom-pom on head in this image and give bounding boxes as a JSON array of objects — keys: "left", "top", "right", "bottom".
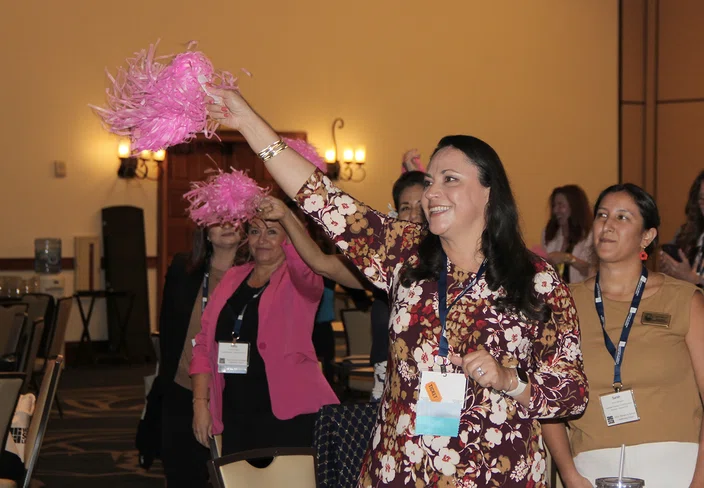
[
  {"left": 282, "top": 137, "right": 327, "bottom": 173},
  {"left": 184, "top": 168, "right": 268, "bottom": 228},
  {"left": 90, "top": 40, "right": 239, "bottom": 153}
]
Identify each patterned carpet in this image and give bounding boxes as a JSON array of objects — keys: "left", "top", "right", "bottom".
[
  {"left": 33, "top": 364, "right": 164, "bottom": 488},
  {"left": 29, "top": 361, "right": 370, "bottom": 487}
]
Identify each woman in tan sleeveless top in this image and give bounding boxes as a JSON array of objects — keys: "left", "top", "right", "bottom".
[{"left": 543, "top": 183, "right": 704, "bottom": 487}]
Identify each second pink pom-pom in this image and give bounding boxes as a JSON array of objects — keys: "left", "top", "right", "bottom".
[{"left": 184, "top": 168, "right": 268, "bottom": 228}]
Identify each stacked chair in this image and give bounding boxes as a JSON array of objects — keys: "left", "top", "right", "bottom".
[
  {"left": 335, "top": 309, "right": 374, "bottom": 397},
  {"left": 0, "top": 356, "right": 64, "bottom": 488},
  {"left": 0, "top": 304, "right": 29, "bottom": 372},
  {"left": 0, "top": 373, "right": 25, "bottom": 460}
]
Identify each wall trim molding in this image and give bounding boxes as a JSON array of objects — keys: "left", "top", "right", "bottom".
[{"left": 0, "top": 257, "right": 158, "bottom": 271}]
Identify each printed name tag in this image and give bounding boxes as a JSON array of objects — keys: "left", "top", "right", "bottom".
[
  {"left": 217, "top": 342, "right": 250, "bottom": 374},
  {"left": 641, "top": 311, "right": 671, "bottom": 327},
  {"left": 600, "top": 389, "right": 640, "bottom": 427},
  {"left": 415, "top": 371, "right": 466, "bottom": 437}
]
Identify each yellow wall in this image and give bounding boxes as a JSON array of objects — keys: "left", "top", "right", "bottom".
[{"left": 0, "top": 0, "right": 618, "bottom": 341}]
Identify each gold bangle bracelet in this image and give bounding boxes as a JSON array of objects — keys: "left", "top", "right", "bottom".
[{"left": 257, "top": 139, "right": 289, "bottom": 162}]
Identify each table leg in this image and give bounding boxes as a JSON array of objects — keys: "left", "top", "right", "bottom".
[
  {"left": 107, "top": 293, "right": 134, "bottom": 360},
  {"left": 75, "top": 296, "right": 97, "bottom": 363}
]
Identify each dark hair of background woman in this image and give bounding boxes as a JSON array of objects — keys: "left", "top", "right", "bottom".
[
  {"left": 544, "top": 185, "right": 593, "bottom": 248},
  {"left": 392, "top": 171, "right": 426, "bottom": 211},
  {"left": 675, "top": 170, "right": 704, "bottom": 262},
  {"left": 400, "top": 135, "right": 550, "bottom": 322},
  {"left": 187, "top": 226, "right": 249, "bottom": 273},
  {"left": 593, "top": 183, "right": 661, "bottom": 255}
]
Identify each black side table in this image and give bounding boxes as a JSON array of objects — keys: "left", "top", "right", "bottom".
[{"left": 74, "top": 290, "right": 135, "bottom": 363}]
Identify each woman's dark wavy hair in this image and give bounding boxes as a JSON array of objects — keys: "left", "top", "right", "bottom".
[
  {"left": 392, "top": 171, "right": 425, "bottom": 210},
  {"left": 593, "top": 183, "right": 660, "bottom": 255},
  {"left": 675, "top": 170, "right": 704, "bottom": 262},
  {"left": 400, "top": 135, "right": 550, "bottom": 322},
  {"left": 544, "top": 185, "right": 592, "bottom": 248},
  {"left": 187, "top": 226, "right": 249, "bottom": 273}
]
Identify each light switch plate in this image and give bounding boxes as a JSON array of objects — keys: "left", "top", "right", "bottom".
[{"left": 54, "top": 160, "right": 67, "bottom": 178}]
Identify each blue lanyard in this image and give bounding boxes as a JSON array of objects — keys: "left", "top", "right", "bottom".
[
  {"left": 594, "top": 266, "right": 648, "bottom": 391},
  {"left": 437, "top": 254, "right": 487, "bottom": 373},
  {"left": 231, "top": 282, "right": 268, "bottom": 342}
]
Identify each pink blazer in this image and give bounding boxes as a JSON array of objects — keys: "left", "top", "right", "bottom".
[{"left": 190, "top": 242, "right": 339, "bottom": 434}]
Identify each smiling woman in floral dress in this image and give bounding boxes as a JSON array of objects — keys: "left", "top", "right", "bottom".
[{"left": 204, "top": 87, "right": 589, "bottom": 487}]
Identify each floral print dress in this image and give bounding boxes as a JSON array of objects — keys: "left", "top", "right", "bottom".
[{"left": 295, "top": 171, "right": 588, "bottom": 487}]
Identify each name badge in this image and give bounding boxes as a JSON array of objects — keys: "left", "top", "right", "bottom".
[
  {"left": 415, "top": 371, "right": 467, "bottom": 437},
  {"left": 217, "top": 342, "right": 250, "bottom": 374},
  {"left": 641, "top": 311, "right": 671, "bottom": 327},
  {"left": 600, "top": 389, "right": 640, "bottom": 427}
]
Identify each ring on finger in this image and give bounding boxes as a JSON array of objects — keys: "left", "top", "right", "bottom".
[{"left": 476, "top": 366, "right": 486, "bottom": 377}]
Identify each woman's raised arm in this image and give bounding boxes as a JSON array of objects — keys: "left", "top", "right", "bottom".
[{"left": 207, "top": 88, "right": 317, "bottom": 197}]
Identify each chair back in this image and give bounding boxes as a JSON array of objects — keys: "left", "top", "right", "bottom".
[
  {"left": 209, "top": 447, "right": 317, "bottom": 488},
  {"left": 210, "top": 435, "right": 222, "bottom": 459},
  {"left": 0, "top": 303, "right": 28, "bottom": 356},
  {"left": 340, "top": 309, "right": 372, "bottom": 357},
  {"left": 22, "top": 355, "right": 64, "bottom": 488},
  {"left": 0, "top": 373, "right": 25, "bottom": 454},
  {"left": 314, "top": 402, "right": 379, "bottom": 488},
  {"left": 47, "top": 297, "right": 73, "bottom": 357},
  {"left": 19, "top": 320, "right": 44, "bottom": 391},
  {"left": 20, "top": 294, "right": 54, "bottom": 355}
]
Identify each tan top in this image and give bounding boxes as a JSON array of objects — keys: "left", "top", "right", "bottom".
[
  {"left": 568, "top": 273, "right": 702, "bottom": 455},
  {"left": 174, "top": 266, "right": 226, "bottom": 390}
]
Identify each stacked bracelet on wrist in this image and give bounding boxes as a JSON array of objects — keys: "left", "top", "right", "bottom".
[
  {"left": 257, "top": 139, "right": 288, "bottom": 162},
  {"left": 192, "top": 397, "right": 209, "bottom": 404}
]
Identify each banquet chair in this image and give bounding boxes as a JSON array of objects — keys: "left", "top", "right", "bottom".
[
  {"left": 0, "top": 356, "right": 64, "bottom": 488},
  {"left": 0, "top": 373, "right": 25, "bottom": 457},
  {"left": 313, "top": 402, "right": 378, "bottom": 488},
  {"left": 208, "top": 447, "right": 317, "bottom": 488}
]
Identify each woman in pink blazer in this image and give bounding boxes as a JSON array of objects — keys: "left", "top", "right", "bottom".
[{"left": 190, "top": 217, "right": 339, "bottom": 456}]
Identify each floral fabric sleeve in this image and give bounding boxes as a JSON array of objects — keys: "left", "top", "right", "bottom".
[
  {"left": 517, "top": 261, "right": 589, "bottom": 419},
  {"left": 294, "top": 170, "right": 421, "bottom": 293}
]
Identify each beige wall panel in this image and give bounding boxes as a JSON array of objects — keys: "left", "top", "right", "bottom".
[
  {"left": 658, "top": 0, "right": 704, "bottom": 100},
  {"left": 620, "top": 104, "right": 645, "bottom": 185},
  {"left": 656, "top": 103, "right": 704, "bottom": 243},
  {"left": 621, "top": 0, "right": 646, "bottom": 101},
  {"left": 0, "top": 0, "right": 618, "bottom": 340}
]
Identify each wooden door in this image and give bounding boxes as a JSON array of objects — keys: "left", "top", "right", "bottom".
[{"left": 156, "top": 130, "right": 305, "bottom": 322}]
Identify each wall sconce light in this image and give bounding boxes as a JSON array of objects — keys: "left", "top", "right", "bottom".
[
  {"left": 325, "top": 118, "right": 366, "bottom": 182},
  {"left": 117, "top": 139, "right": 166, "bottom": 180}
]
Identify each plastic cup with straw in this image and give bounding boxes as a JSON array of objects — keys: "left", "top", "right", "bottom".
[{"left": 594, "top": 444, "right": 645, "bottom": 487}]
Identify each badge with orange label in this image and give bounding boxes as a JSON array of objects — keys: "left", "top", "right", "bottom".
[
  {"left": 416, "top": 371, "right": 466, "bottom": 437},
  {"left": 425, "top": 381, "right": 443, "bottom": 402}
]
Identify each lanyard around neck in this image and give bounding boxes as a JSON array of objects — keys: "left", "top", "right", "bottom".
[
  {"left": 594, "top": 265, "right": 648, "bottom": 391},
  {"left": 437, "top": 254, "right": 487, "bottom": 373},
  {"left": 201, "top": 271, "right": 210, "bottom": 316},
  {"left": 232, "top": 280, "right": 268, "bottom": 342}
]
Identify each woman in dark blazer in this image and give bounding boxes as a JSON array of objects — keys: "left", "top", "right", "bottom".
[{"left": 159, "top": 223, "right": 244, "bottom": 488}]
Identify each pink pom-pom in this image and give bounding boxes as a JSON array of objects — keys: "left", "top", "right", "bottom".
[
  {"left": 184, "top": 168, "right": 268, "bottom": 227},
  {"left": 283, "top": 137, "right": 327, "bottom": 173},
  {"left": 90, "top": 40, "right": 239, "bottom": 153},
  {"left": 402, "top": 156, "right": 426, "bottom": 173}
]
